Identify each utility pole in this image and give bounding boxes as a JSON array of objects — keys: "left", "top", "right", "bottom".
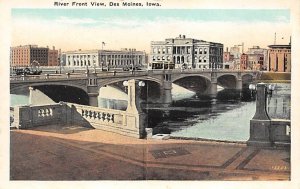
[{"left": 101, "top": 42, "right": 105, "bottom": 71}]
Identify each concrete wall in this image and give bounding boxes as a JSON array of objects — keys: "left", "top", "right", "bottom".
[
  {"left": 12, "top": 102, "right": 146, "bottom": 139},
  {"left": 270, "top": 119, "right": 290, "bottom": 146}
]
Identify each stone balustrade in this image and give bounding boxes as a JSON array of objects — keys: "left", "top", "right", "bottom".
[{"left": 11, "top": 102, "right": 146, "bottom": 138}]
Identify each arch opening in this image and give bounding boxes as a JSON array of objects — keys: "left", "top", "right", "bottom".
[{"left": 173, "top": 76, "right": 211, "bottom": 94}]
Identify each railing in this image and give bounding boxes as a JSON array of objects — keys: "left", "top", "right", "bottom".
[
  {"left": 10, "top": 69, "right": 258, "bottom": 82},
  {"left": 11, "top": 102, "right": 145, "bottom": 138},
  {"left": 11, "top": 104, "right": 64, "bottom": 129}
]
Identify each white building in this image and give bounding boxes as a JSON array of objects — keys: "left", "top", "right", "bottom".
[
  {"left": 64, "top": 48, "right": 147, "bottom": 70},
  {"left": 149, "top": 35, "right": 223, "bottom": 70}
]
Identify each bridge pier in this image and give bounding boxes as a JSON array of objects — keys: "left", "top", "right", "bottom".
[
  {"left": 206, "top": 72, "right": 218, "bottom": 97},
  {"left": 236, "top": 79, "right": 242, "bottom": 90},
  {"left": 160, "top": 81, "right": 172, "bottom": 106},
  {"left": 87, "top": 72, "right": 100, "bottom": 107},
  {"left": 88, "top": 93, "right": 99, "bottom": 107},
  {"left": 207, "top": 82, "right": 217, "bottom": 98}
]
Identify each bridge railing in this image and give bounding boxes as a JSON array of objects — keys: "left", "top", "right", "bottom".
[
  {"left": 11, "top": 103, "right": 65, "bottom": 129},
  {"left": 11, "top": 101, "right": 146, "bottom": 138}
]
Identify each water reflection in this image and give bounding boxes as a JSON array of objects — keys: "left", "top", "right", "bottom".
[
  {"left": 10, "top": 83, "right": 290, "bottom": 142},
  {"left": 146, "top": 83, "right": 290, "bottom": 142}
]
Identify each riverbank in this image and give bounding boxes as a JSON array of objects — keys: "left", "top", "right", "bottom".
[
  {"left": 10, "top": 125, "right": 290, "bottom": 180},
  {"left": 257, "top": 72, "right": 291, "bottom": 83}
]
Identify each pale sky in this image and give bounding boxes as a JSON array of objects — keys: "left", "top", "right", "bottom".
[{"left": 11, "top": 9, "right": 291, "bottom": 53}]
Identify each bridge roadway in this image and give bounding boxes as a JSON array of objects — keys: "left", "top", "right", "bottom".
[{"left": 10, "top": 69, "right": 258, "bottom": 106}]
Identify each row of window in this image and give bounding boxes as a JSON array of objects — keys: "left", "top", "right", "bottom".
[
  {"left": 152, "top": 47, "right": 222, "bottom": 55},
  {"left": 68, "top": 59, "right": 138, "bottom": 66},
  {"left": 67, "top": 54, "right": 143, "bottom": 59},
  {"left": 269, "top": 50, "right": 291, "bottom": 53}
]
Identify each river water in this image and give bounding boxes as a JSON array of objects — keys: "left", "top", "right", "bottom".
[{"left": 10, "top": 83, "right": 290, "bottom": 142}]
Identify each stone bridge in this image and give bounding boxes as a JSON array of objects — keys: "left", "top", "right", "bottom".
[{"left": 10, "top": 69, "right": 259, "bottom": 106}]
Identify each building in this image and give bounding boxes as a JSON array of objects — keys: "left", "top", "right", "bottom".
[
  {"left": 247, "top": 46, "right": 268, "bottom": 70},
  {"left": 247, "top": 54, "right": 264, "bottom": 70},
  {"left": 48, "top": 46, "right": 59, "bottom": 66},
  {"left": 240, "top": 53, "right": 248, "bottom": 70},
  {"left": 267, "top": 44, "right": 291, "bottom": 72},
  {"left": 10, "top": 45, "right": 48, "bottom": 67},
  {"left": 223, "top": 48, "right": 234, "bottom": 63},
  {"left": 10, "top": 45, "right": 58, "bottom": 67},
  {"left": 149, "top": 34, "right": 223, "bottom": 70},
  {"left": 64, "top": 48, "right": 146, "bottom": 70}
]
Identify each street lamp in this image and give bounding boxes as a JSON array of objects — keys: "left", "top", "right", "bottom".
[{"left": 247, "top": 82, "right": 276, "bottom": 147}]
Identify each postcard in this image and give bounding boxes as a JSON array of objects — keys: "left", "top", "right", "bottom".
[{"left": 1, "top": 0, "right": 300, "bottom": 188}]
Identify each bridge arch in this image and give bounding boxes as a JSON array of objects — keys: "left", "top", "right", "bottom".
[
  {"left": 99, "top": 76, "right": 163, "bottom": 87},
  {"left": 171, "top": 74, "right": 211, "bottom": 83},
  {"left": 98, "top": 77, "right": 163, "bottom": 104},
  {"left": 11, "top": 83, "right": 90, "bottom": 105},
  {"left": 217, "top": 74, "right": 238, "bottom": 89},
  {"left": 172, "top": 75, "right": 212, "bottom": 94},
  {"left": 10, "top": 82, "right": 88, "bottom": 95}
]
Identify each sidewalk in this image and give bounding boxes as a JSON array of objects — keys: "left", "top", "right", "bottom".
[{"left": 10, "top": 125, "right": 290, "bottom": 180}]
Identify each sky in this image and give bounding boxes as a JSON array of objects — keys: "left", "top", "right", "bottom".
[{"left": 11, "top": 9, "right": 291, "bottom": 53}]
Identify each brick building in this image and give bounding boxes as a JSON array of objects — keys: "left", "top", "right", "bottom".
[
  {"left": 48, "top": 46, "right": 59, "bottom": 66},
  {"left": 10, "top": 45, "right": 58, "bottom": 67},
  {"left": 268, "top": 44, "right": 291, "bottom": 72}
]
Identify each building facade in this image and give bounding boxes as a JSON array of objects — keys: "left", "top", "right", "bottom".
[
  {"left": 10, "top": 45, "right": 48, "bottom": 67},
  {"left": 10, "top": 45, "right": 58, "bottom": 67},
  {"left": 268, "top": 45, "right": 291, "bottom": 72},
  {"left": 64, "top": 48, "right": 146, "bottom": 70},
  {"left": 48, "top": 46, "right": 59, "bottom": 66},
  {"left": 247, "top": 54, "right": 264, "bottom": 70},
  {"left": 240, "top": 53, "right": 248, "bottom": 70},
  {"left": 149, "top": 35, "right": 223, "bottom": 69},
  {"left": 247, "top": 46, "right": 268, "bottom": 70}
]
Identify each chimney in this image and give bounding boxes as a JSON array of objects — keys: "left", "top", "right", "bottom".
[
  {"left": 179, "top": 34, "right": 182, "bottom": 38},
  {"left": 226, "top": 47, "right": 228, "bottom": 52},
  {"left": 53, "top": 46, "right": 55, "bottom": 50},
  {"left": 183, "top": 35, "right": 186, "bottom": 39}
]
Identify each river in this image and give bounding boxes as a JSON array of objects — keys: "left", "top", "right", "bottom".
[{"left": 10, "top": 83, "right": 290, "bottom": 142}]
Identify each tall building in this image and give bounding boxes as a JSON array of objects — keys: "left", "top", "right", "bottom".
[
  {"left": 10, "top": 45, "right": 58, "bottom": 67},
  {"left": 268, "top": 44, "right": 291, "bottom": 72},
  {"left": 240, "top": 53, "right": 248, "bottom": 70},
  {"left": 48, "top": 46, "right": 59, "bottom": 66},
  {"left": 149, "top": 34, "right": 223, "bottom": 69},
  {"left": 64, "top": 48, "right": 146, "bottom": 70}
]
